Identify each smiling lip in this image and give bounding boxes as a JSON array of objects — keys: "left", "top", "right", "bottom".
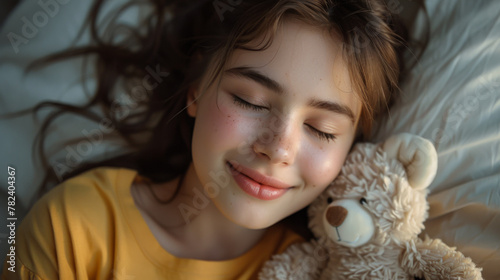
[{"left": 227, "top": 160, "right": 291, "bottom": 200}]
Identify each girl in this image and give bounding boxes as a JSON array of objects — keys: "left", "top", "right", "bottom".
[{"left": 3, "top": 0, "right": 405, "bottom": 279}]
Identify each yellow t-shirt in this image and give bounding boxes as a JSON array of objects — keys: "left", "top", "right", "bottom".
[{"left": 2, "top": 167, "right": 304, "bottom": 280}]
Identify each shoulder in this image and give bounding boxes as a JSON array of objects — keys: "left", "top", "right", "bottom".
[
  {"left": 22, "top": 166, "right": 138, "bottom": 231},
  {"left": 36, "top": 167, "right": 136, "bottom": 213},
  {"left": 54, "top": 166, "right": 136, "bottom": 195},
  {"left": 15, "top": 167, "right": 138, "bottom": 279}
]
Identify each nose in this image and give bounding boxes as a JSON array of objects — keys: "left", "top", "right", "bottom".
[
  {"left": 251, "top": 118, "right": 298, "bottom": 165},
  {"left": 325, "top": 206, "right": 348, "bottom": 227}
]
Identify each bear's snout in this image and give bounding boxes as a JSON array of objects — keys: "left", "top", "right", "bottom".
[
  {"left": 326, "top": 206, "right": 348, "bottom": 227},
  {"left": 322, "top": 199, "right": 376, "bottom": 247}
]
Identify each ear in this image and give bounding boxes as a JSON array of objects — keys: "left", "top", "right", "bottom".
[
  {"left": 381, "top": 133, "right": 438, "bottom": 190},
  {"left": 186, "top": 87, "right": 198, "bottom": 117}
]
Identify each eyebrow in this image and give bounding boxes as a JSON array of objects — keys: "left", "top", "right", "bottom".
[
  {"left": 308, "top": 99, "right": 356, "bottom": 123},
  {"left": 224, "top": 67, "right": 356, "bottom": 123},
  {"left": 225, "top": 67, "right": 285, "bottom": 95}
]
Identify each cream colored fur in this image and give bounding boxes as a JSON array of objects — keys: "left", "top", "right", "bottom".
[{"left": 259, "top": 133, "right": 483, "bottom": 280}]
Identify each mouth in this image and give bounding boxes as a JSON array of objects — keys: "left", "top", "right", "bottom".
[
  {"left": 227, "top": 161, "right": 292, "bottom": 201},
  {"left": 335, "top": 229, "right": 360, "bottom": 245},
  {"left": 342, "top": 235, "right": 360, "bottom": 245}
]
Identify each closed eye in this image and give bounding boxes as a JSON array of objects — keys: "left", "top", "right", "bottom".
[
  {"left": 232, "top": 95, "right": 268, "bottom": 111},
  {"left": 305, "top": 124, "right": 336, "bottom": 142}
]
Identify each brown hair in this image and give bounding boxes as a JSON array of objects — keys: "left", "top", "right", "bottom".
[{"left": 29, "top": 0, "right": 406, "bottom": 201}]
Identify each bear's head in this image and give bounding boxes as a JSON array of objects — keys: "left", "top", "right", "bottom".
[{"left": 308, "top": 133, "right": 438, "bottom": 249}]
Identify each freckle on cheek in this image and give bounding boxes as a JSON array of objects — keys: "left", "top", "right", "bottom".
[{"left": 225, "top": 114, "right": 234, "bottom": 125}]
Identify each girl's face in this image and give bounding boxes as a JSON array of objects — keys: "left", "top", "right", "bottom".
[{"left": 187, "top": 20, "right": 361, "bottom": 229}]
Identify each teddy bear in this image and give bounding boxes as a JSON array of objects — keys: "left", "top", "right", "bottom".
[{"left": 259, "top": 133, "right": 483, "bottom": 280}]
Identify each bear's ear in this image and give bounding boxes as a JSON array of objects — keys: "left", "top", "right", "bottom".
[{"left": 381, "top": 133, "right": 438, "bottom": 190}]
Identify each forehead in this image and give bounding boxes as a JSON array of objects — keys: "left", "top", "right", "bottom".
[{"left": 224, "top": 19, "right": 361, "bottom": 120}]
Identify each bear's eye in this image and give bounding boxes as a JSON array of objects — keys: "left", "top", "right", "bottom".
[
  {"left": 359, "top": 198, "right": 368, "bottom": 205},
  {"left": 327, "top": 197, "right": 333, "bottom": 204}
]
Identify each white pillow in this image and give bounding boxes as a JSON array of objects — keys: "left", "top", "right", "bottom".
[
  {"left": 372, "top": 1, "right": 500, "bottom": 278},
  {"left": 0, "top": 0, "right": 149, "bottom": 206}
]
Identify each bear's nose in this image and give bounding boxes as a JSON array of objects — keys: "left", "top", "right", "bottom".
[{"left": 325, "top": 206, "right": 348, "bottom": 227}]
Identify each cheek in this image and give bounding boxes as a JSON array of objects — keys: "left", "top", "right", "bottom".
[
  {"left": 299, "top": 144, "right": 349, "bottom": 189},
  {"left": 195, "top": 93, "right": 257, "bottom": 149}
]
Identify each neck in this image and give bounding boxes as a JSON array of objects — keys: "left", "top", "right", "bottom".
[{"left": 170, "top": 200, "right": 266, "bottom": 260}]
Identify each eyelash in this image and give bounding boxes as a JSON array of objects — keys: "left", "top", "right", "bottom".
[
  {"left": 232, "top": 95, "right": 267, "bottom": 111},
  {"left": 231, "top": 94, "right": 336, "bottom": 142},
  {"left": 306, "top": 125, "right": 337, "bottom": 142}
]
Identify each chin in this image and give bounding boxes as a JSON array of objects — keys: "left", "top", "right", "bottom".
[
  {"left": 234, "top": 218, "right": 277, "bottom": 230},
  {"left": 216, "top": 199, "right": 284, "bottom": 230},
  {"left": 230, "top": 211, "right": 281, "bottom": 230}
]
